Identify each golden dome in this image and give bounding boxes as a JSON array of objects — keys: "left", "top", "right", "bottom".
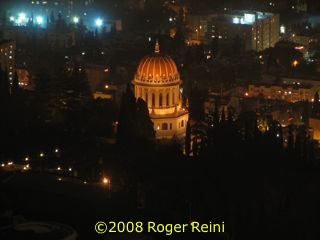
[{"left": 134, "top": 41, "right": 180, "bottom": 85}]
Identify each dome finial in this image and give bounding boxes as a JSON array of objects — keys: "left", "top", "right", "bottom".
[{"left": 154, "top": 40, "right": 160, "bottom": 53}]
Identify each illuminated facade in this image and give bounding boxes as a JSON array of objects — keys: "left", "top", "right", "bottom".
[
  {"left": 247, "top": 83, "right": 315, "bottom": 102},
  {"left": 251, "top": 13, "right": 279, "bottom": 52},
  {"left": 0, "top": 39, "right": 15, "bottom": 83},
  {"left": 186, "top": 11, "right": 279, "bottom": 51},
  {"left": 132, "top": 42, "right": 189, "bottom": 139}
]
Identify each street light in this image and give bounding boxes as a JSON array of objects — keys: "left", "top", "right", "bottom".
[
  {"left": 73, "top": 16, "right": 79, "bottom": 24},
  {"left": 95, "top": 18, "right": 103, "bottom": 27},
  {"left": 39, "top": 152, "right": 45, "bottom": 172},
  {"left": 36, "top": 16, "right": 44, "bottom": 25},
  {"left": 102, "top": 177, "right": 111, "bottom": 198},
  {"left": 103, "top": 177, "right": 109, "bottom": 184}
]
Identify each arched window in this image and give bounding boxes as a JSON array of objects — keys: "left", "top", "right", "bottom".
[
  {"left": 145, "top": 92, "right": 148, "bottom": 105},
  {"left": 169, "top": 123, "right": 172, "bottom": 130},
  {"left": 172, "top": 92, "right": 175, "bottom": 104},
  {"left": 162, "top": 123, "right": 168, "bottom": 130},
  {"left": 181, "top": 120, "right": 184, "bottom": 127},
  {"left": 166, "top": 93, "right": 169, "bottom": 106},
  {"left": 159, "top": 93, "right": 163, "bottom": 107},
  {"left": 152, "top": 93, "right": 155, "bottom": 107}
]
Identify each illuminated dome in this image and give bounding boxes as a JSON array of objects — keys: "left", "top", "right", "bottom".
[
  {"left": 134, "top": 41, "right": 180, "bottom": 85},
  {"left": 132, "top": 41, "right": 189, "bottom": 139}
]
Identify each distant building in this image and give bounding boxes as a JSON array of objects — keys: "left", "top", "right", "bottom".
[
  {"left": 186, "top": 10, "right": 279, "bottom": 51},
  {"left": 0, "top": 39, "right": 15, "bottom": 82},
  {"left": 93, "top": 82, "right": 126, "bottom": 105},
  {"left": 247, "top": 83, "right": 315, "bottom": 102},
  {"left": 132, "top": 41, "right": 189, "bottom": 139},
  {"left": 309, "top": 90, "right": 320, "bottom": 141},
  {"left": 203, "top": 87, "right": 232, "bottom": 115},
  {"left": 16, "top": 67, "right": 32, "bottom": 90},
  {"left": 309, "top": 118, "right": 320, "bottom": 141},
  {"left": 85, "top": 63, "right": 110, "bottom": 92},
  {"left": 3, "top": 27, "right": 75, "bottom": 49}
]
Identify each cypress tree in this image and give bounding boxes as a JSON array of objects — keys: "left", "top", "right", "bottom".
[
  {"left": 220, "top": 107, "right": 226, "bottom": 123},
  {"left": 0, "top": 68, "right": 10, "bottom": 99},
  {"left": 185, "top": 120, "right": 191, "bottom": 157},
  {"left": 135, "top": 97, "right": 155, "bottom": 143},
  {"left": 117, "top": 84, "right": 155, "bottom": 151}
]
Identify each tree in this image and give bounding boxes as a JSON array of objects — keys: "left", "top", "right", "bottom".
[
  {"left": 135, "top": 97, "right": 155, "bottom": 143},
  {"left": 68, "top": 67, "right": 92, "bottom": 102},
  {"left": 312, "top": 91, "right": 320, "bottom": 117},
  {"left": 50, "top": 10, "right": 55, "bottom": 25},
  {"left": 220, "top": 107, "right": 226, "bottom": 123},
  {"left": 185, "top": 120, "right": 191, "bottom": 158},
  {"left": 117, "top": 84, "right": 155, "bottom": 151},
  {"left": 11, "top": 71, "right": 19, "bottom": 95},
  {"left": 117, "top": 84, "right": 137, "bottom": 147},
  {"left": 213, "top": 105, "right": 219, "bottom": 126},
  {"left": 0, "top": 68, "right": 9, "bottom": 99}
]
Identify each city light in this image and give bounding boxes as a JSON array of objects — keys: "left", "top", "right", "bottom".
[
  {"left": 95, "top": 18, "right": 103, "bottom": 27},
  {"left": 9, "top": 16, "right": 15, "bottom": 22},
  {"left": 292, "top": 60, "right": 299, "bottom": 67},
  {"left": 36, "top": 16, "right": 44, "bottom": 25},
  {"left": 73, "top": 16, "right": 79, "bottom": 24},
  {"left": 17, "top": 12, "right": 27, "bottom": 25},
  {"left": 103, "top": 177, "right": 109, "bottom": 184},
  {"left": 23, "top": 164, "right": 30, "bottom": 170}
]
